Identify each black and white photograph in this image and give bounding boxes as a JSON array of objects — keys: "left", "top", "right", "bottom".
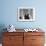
[{"left": 18, "top": 7, "right": 35, "bottom": 21}]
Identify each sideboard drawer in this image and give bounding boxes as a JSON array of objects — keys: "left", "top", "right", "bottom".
[
  {"left": 3, "top": 32, "right": 23, "bottom": 36},
  {"left": 24, "top": 32, "right": 45, "bottom": 36}
]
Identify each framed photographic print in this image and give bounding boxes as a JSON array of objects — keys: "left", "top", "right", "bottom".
[{"left": 18, "top": 7, "right": 35, "bottom": 21}]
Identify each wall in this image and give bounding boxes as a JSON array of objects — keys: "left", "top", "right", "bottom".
[{"left": 0, "top": 0, "right": 46, "bottom": 30}]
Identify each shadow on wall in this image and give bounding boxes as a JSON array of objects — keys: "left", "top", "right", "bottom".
[{"left": 0, "top": 24, "right": 7, "bottom": 43}]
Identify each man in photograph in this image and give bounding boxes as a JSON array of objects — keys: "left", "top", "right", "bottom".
[{"left": 24, "top": 13, "right": 30, "bottom": 19}]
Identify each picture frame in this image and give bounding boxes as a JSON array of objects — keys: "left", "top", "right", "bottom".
[{"left": 17, "top": 7, "right": 35, "bottom": 21}]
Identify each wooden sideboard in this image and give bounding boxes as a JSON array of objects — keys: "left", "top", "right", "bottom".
[{"left": 2, "top": 32, "right": 45, "bottom": 46}]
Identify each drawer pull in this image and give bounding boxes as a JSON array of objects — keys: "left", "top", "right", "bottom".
[{"left": 32, "top": 39, "right": 36, "bottom": 40}]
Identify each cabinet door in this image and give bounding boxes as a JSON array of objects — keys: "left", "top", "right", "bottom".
[
  {"left": 3, "top": 32, "right": 23, "bottom": 46},
  {"left": 32, "top": 36, "right": 45, "bottom": 46},
  {"left": 24, "top": 33, "right": 32, "bottom": 46}
]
